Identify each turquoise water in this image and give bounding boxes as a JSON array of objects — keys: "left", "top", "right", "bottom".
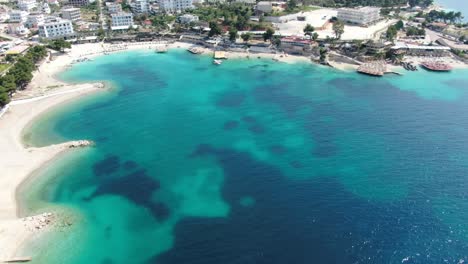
[
  {"left": 437, "top": 0, "right": 468, "bottom": 22},
  {"left": 22, "top": 50, "right": 468, "bottom": 263}
]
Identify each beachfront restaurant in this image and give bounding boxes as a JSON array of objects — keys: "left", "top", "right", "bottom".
[
  {"left": 391, "top": 42, "right": 451, "bottom": 57},
  {"left": 280, "top": 36, "right": 316, "bottom": 55}
]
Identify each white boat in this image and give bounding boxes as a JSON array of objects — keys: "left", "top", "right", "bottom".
[
  {"left": 188, "top": 47, "right": 203, "bottom": 54},
  {"left": 155, "top": 46, "right": 168, "bottom": 53},
  {"left": 213, "top": 59, "right": 222, "bottom": 65}
]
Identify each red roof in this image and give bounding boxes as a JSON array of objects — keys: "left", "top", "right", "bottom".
[{"left": 281, "top": 36, "right": 312, "bottom": 44}]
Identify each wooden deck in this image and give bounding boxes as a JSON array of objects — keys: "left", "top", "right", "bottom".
[{"left": 357, "top": 61, "right": 387, "bottom": 77}]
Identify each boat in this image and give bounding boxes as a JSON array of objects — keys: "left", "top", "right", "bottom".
[
  {"left": 188, "top": 47, "right": 203, "bottom": 54},
  {"left": 3, "top": 257, "right": 32, "bottom": 263},
  {"left": 420, "top": 61, "right": 452, "bottom": 72},
  {"left": 155, "top": 46, "right": 168, "bottom": 53},
  {"left": 213, "top": 59, "right": 222, "bottom": 65}
]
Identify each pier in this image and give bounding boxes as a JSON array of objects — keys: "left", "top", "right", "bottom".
[{"left": 357, "top": 61, "right": 387, "bottom": 76}]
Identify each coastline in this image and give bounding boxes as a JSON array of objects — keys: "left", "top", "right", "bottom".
[
  {"left": 0, "top": 39, "right": 466, "bottom": 261},
  {"left": 0, "top": 42, "right": 310, "bottom": 261},
  {"left": 0, "top": 46, "right": 106, "bottom": 261}
]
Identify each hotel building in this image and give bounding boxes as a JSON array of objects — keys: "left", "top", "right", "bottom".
[
  {"left": 337, "top": 7, "right": 380, "bottom": 26},
  {"left": 38, "top": 17, "right": 75, "bottom": 39},
  {"left": 159, "top": 0, "right": 193, "bottom": 13},
  {"left": 61, "top": 7, "right": 81, "bottom": 22},
  {"left": 111, "top": 12, "right": 134, "bottom": 30}
]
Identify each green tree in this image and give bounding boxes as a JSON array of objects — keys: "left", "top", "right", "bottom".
[
  {"left": 229, "top": 28, "right": 238, "bottom": 42},
  {"left": 303, "top": 24, "right": 315, "bottom": 36},
  {"left": 319, "top": 48, "right": 327, "bottom": 63},
  {"left": 312, "top": 32, "right": 319, "bottom": 41},
  {"left": 386, "top": 25, "right": 398, "bottom": 41},
  {"left": 0, "top": 74, "right": 16, "bottom": 92},
  {"left": 208, "top": 21, "right": 222, "bottom": 37},
  {"left": 332, "top": 20, "right": 344, "bottom": 39},
  {"left": 263, "top": 27, "right": 275, "bottom": 41},
  {"left": 286, "top": 0, "right": 297, "bottom": 11},
  {"left": 0, "top": 86, "right": 9, "bottom": 107},
  {"left": 48, "top": 39, "right": 71, "bottom": 52},
  {"left": 395, "top": 20, "right": 404, "bottom": 30},
  {"left": 241, "top": 32, "right": 251, "bottom": 42}
]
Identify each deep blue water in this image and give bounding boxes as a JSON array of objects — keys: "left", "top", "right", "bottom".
[{"left": 22, "top": 50, "right": 468, "bottom": 264}]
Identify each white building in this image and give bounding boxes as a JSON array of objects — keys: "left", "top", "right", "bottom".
[
  {"left": 179, "top": 14, "right": 198, "bottom": 24},
  {"left": 18, "top": 0, "right": 37, "bottom": 11},
  {"left": 61, "top": 7, "right": 81, "bottom": 21},
  {"left": 106, "top": 2, "right": 122, "bottom": 14},
  {"left": 337, "top": 7, "right": 380, "bottom": 26},
  {"left": 0, "top": 13, "right": 9, "bottom": 22},
  {"left": 235, "top": 0, "right": 255, "bottom": 4},
  {"left": 38, "top": 17, "right": 75, "bottom": 39},
  {"left": 256, "top": 1, "right": 272, "bottom": 13},
  {"left": 48, "top": 0, "right": 59, "bottom": 5},
  {"left": 159, "top": 0, "right": 193, "bottom": 13},
  {"left": 111, "top": 12, "right": 133, "bottom": 30},
  {"left": 42, "top": 2, "right": 51, "bottom": 13},
  {"left": 7, "top": 23, "right": 29, "bottom": 35},
  {"left": 132, "top": 0, "right": 149, "bottom": 13},
  {"left": 9, "top": 10, "right": 29, "bottom": 23},
  {"left": 26, "top": 12, "right": 45, "bottom": 28},
  {"left": 68, "top": 0, "right": 89, "bottom": 7}
]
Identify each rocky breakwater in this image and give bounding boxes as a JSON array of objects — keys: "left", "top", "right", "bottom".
[
  {"left": 67, "top": 140, "right": 94, "bottom": 149},
  {"left": 22, "top": 213, "right": 55, "bottom": 231}
]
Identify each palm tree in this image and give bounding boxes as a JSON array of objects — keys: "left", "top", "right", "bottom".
[
  {"left": 332, "top": 20, "right": 344, "bottom": 40},
  {"left": 303, "top": 24, "right": 315, "bottom": 37}
]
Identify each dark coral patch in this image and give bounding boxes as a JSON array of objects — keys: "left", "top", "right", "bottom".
[
  {"left": 223, "top": 120, "right": 239, "bottom": 131},
  {"left": 93, "top": 155, "right": 121, "bottom": 177},
  {"left": 268, "top": 145, "right": 288, "bottom": 155},
  {"left": 289, "top": 160, "right": 303, "bottom": 169},
  {"left": 242, "top": 116, "right": 257, "bottom": 124},
  {"left": 247, "top": 124, "right": 265, "bottom": 134},
  {"left": 148, "top": 202, "right": 170, "bottom": 221},
  {"left": 215, "top": 91, "right": 247, "bottom": 108},
  {"left": 88, "top": 169, "right": 169, "bottom": 221},
  {"left": 312, "top": 144, "right": 337, "bottom": 158},
  {"left": 123, "top": 160, "right": 138, "bottom": 170},
  {"left": 189, "top": 144, "right": 216, "bottom": 158}
]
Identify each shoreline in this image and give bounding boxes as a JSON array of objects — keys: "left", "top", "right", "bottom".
[
  {"left": 0, "top": 45, "right": 107, "bottom": 261},
  {"left": 0, "top": 40, "right": 467, "bottom": 261},
  {"left": 0, "top": 42, "right": 308, "bottom": 260}
]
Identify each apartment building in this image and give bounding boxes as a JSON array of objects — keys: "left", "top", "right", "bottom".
[
  {"left": 337, "top": 7, "right": 380, "bottom": 26},
  {"left": 111, "top": 12, "right": 134, "bottom": 30},
  {"left": 159, "top": 0, "right": 193, "bottom": 13},
  {"left": 38, "top": 17, "right": 75, "bottom": 39},
  {"left": 9, "top": 10, "right": 29, "bottom": 23},
  {"left": 61, "top": 7, "right": 81, "bottom": 22}
]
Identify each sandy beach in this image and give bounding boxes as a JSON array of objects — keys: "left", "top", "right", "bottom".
[
  {"left": 0, "top": 41, "right": 313, "bottom": 260},
  {"left": 0, "top": 45, "right": 106, "bottom": 261},
  {"left": 1, "top": 39, "right": 467, "bottom": 261}
]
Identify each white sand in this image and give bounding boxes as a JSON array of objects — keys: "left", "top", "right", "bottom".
[
  {"left": 3, "top": 39, "right": 465, "bottom": 261},
  {"left": 0, "top": 45, "right": 106, "bottom": 261},
  {"left": 0, "top": 41, "right": 311, "bottom": 260}
]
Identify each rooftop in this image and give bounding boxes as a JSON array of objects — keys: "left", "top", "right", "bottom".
[{"left": 392, "top": 42, "right": 451, "bottom": 51}]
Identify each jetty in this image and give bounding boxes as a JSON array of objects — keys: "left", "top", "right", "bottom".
[
  {"left": 213, "top": 51, "right": 226, "bottom": 59},
  {"left": 357, "top": 61, "right": 387, "bottom": 77}
]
